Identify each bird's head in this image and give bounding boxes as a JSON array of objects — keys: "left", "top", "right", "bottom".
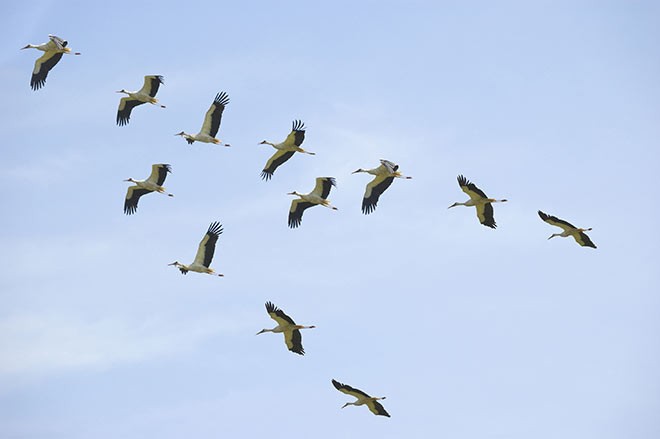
[
  {"left": 174, "top": 131, "right": 186, "bottom": 137},
  {"left": 256, "top": 329, "right": 267, "bottom": 335},
  {"left": 352, "top": 168, "right": 365, "bottom": 174},
  {"left": 123, "top": 178, "right": 136, "bottom": 183},
  {"left": 341, "top": 403, "right": 350, "bottom": 409},
  {"left": 167, "top": 261, "right": 179, "bottom": 267},
  {"left": 448, "top": 202, "right": 460, "bottom": 209},
  {"left": 116, "top": 89, "right": 128, "bottom": 94},
  {"left": 20, "top": 44, "right": 33, "bottom": 50},
  {"left": 287, "top": 191, "right": 301, "bottom": 196}
]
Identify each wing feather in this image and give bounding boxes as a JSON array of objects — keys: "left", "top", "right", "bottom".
[
  {"left": 261, "top": 150, "right": 295, "bottom": 180},
  {"left": 312, "top": 177, "right": 336, "bottom": 199},
  {"left": 283, "top": 120, "right": 306, "bottom": 147},
  {"left": 202, "top": 92, "right": 229, "bottom": 137},
  {"left": 116, "top": 98, "right": 145, "bottom": 126},
  {"left": 476, "top": 203, "right": 497, "bottom": 228},
  {"left": 538, "top": 210, "right": 577, "bottom": 231},
  {"left": 265, "top": 301, "right": 296, "bottom": 325},
  {"left": 147, "top": 164, "right": 171, "bottom": 186},
  {"left": 139, "top": 75, "right": 163, "bottom": 97},
  {"left": 457, "top": 174, "right": 488, "bottom": 200},
  {"left": 193, "top": 222, "right": 223, "bottom": 267},
  {"left": 368, "top": 400, "right": 390, "bottom": 417},
  {"left": 331, "top": 380, "right": 371, "bottom": 399},
  {"left": 288, "top": 200, "right": 315, "bottom": 228},
  {"left": 362, "top": 175, "right": 394, "bottom": 214},
  {"left": 124, "top": 187, "right": 151, "bottom": 215},
  {"left": 575, "top": 231, "right": 597, "bottom": 248},
  {"left": 30, "top": 51, "right": 63, "bottom": 90}
]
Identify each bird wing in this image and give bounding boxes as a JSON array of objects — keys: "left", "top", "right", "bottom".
[
  {"left": 261, "top": 150, "right": 295, "bottom": 180},
  {"left": 139, "top": 75, "right": 164, "bottom": 97},
  {"left": 283, "top": 120, "right": 306, "bottom": 147},
  {"left": 362, "top": 175, "right": 394, "bottom": 215},
  {"left": 574, "top": 231, "right": 597, "bottom": 248},
  {"left": 537, "top": 210, "right": 577, "bottom": 232},
  {"left": 30, "top": 51, "right": 63, "bottom": 90},
  {"left": 124, "top": 186, "right": 151, "bottom": 215},
  {"left": 193, "top": 222, "right": 223, "bottom": 267},
  {"left": 265, "top": 301, "right": 296, "bottom": 326},
  {"left": 285, "top": 329, "right": 305, "bottom": 355},
  {"left": 201, "top": 92, "right": 229, "bottom": 137},
  {"left": 116, "top": 97, "right": 145, "bottom": 126},
  {"left": 312, "top": 177, "right": 336, "bottom": 199},
  {"left": 147, "top": 164, "right": 171, "bottom": 186},
  {"left": 379, "top": 159, "right": 398, "bottom": 173},
  {"left": 288, "top": 200, "right": 315, "bottom": 228},
  {"left": 457, "top": 174, "right": 488, "bottom": 201},
  {"left": 476, "top": 203, "right": 497, "bottom": 228},
  {"left": 367, "top": 400, "right": 390, "bottom": 417},
  {"left": 48, "top": 35, "right": 67, "bottom": 49},
  {"left": 331, "top": 380, "right": 371, "bottom": 399}
]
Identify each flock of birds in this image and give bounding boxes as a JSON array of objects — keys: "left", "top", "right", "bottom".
[{"left": 21, "top": 34, "right": 598, "bottom": 418}]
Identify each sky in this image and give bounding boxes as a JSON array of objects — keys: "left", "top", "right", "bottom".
[{"left": 1, "top": 0, "right": 659, "bottom": 437}]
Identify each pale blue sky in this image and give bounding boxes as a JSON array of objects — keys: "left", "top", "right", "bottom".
[{"left": 1, "top": 1, "right": 659, "bottom": 438}]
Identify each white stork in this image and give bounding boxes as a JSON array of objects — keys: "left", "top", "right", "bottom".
[
  {"left": 352, "top": 159, "right": 412, "bottom": 214},
  {"left": 538, "top": 210, "right": 596, "bottom": 248},
  {"left": 256, "top": 302, "right": 316, "bottom": 355},
  {"left": 21, "top": 35, "right": 80, "bottom": 90},
  {"left": 168, "top": 222, "right": 224, "bottom": 276},
  {"left": 116, "top": 75, "right": 166, "bottom": 126},
  {"left": 449, "top": 175, "right": 507, "bottom": 229},
  {"left": 123, "top": 163, "right": 174, "bottom": 215},
  {"left": 260, "top": 120, "right": 315, "bottom": 180},
  {"left": 331, "top": 379, "right": 390, "bottom": 417},
  {"left": 287, "top": 177, "right": 338, "bottom": 228},
  {"left": 175, "top": 92, "right": 230, "bottom": 146}
]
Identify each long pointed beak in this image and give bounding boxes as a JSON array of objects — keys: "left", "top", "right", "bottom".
[
  {"left": 256, "top": 329, "right": 265, "bottom": 335},
  {"left": 20, "top": 45, "right": 30, "bottom": 50},
  {"left": 341, "top": 403, "right": 349, "bottom": 409},
  {"left": 167, "top": 262, "right": 177, "bottom": 266}
]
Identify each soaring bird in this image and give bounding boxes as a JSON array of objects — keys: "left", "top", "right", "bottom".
[
  {"left": 331, "top": 379, "right": 390, "bottom": 417},
  {"left": 116, "top": 75, "right": 166, "bottom": 126},
  {"left": 123, "top": 164, "right": 174, "bottom": 215},
  {"left": 449, "top": 175, "right": 507, "bottom": 228},
  {"left": 260, "top": 120, "right": 314, "bottom": 180},
  {"left": 352, "top": 159, "right": 412, "bottom": 214},
  {"left": 287, "top": 177, "right": 338, "bottom": 228},
  {"left": 538, "top": 210, "right": 596, "bottom": 248},
  {"left": 175, "top": 92, "right": 230, "bottom": 146},
  {"left": 256, "top": 302, "right": 316, "bottom": 355},
  {"left": 168, "top": 222, "right": 224, "bottom": 276},
  {"left": 21, "top": 34, "right": 80, "bottom": 90}
]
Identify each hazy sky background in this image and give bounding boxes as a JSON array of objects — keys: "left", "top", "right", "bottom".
[{"left": 1, "top": 1, "right": 659, "bottom": 438}]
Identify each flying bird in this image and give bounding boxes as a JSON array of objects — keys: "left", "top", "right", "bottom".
[
  {"left": 168, "top": 222, "right": 224, "bottom": 276},
  {"left": 331, "top": 379, "right": 390, "bottom": 417},
  {"left": 260, "top": 120, "right": 314, "bottom": 180},
  {"left": 123, "top": 163, "right": 174, "bottom": 215},
  {"left": 538, "top": 210, "right": 596, "bottom": 248},
  {"left": 449, "top": 175, "right": 507, "bottom": 228},
  {"left": 175, "top": 92, "right": 230, "bottom": 146},
  {"left": 353, "top": 159, "right": 412, "bottom": 214},
  {"left": 21, "top": 34, "right": 80, "bottom": 90},
  {"left": 116, "top": 75, "right": 166, "bottom": 126},
  {"left": 287, "top": 177, "right": 338, "bottom": 228},
  {"left": 256, "top": 302, "right": 316, "bottom": 355}
]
